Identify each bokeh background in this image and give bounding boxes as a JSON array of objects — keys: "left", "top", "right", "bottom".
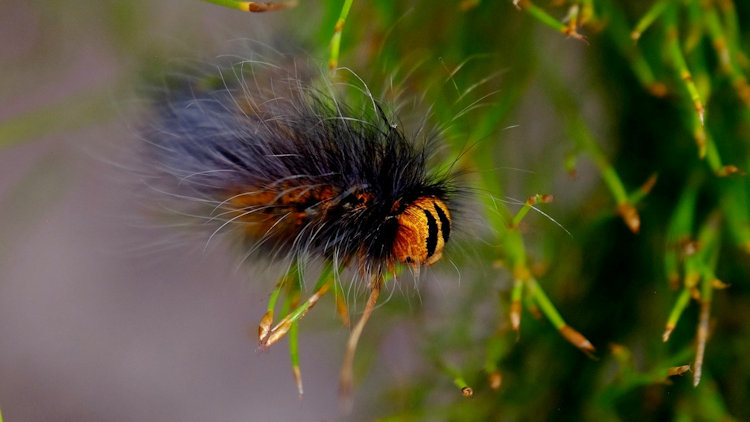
[{"left": 1, "top": 0, "right": 749, "bottom": 421}]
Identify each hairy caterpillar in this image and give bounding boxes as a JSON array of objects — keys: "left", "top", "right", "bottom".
[
  {"left": 143, "top": 60, "right": 455, "bottom": 277},
  {"left": 139, "top": 55, "right": 457, "bottom": 394}
]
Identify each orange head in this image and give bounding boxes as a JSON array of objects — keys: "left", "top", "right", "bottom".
[{"left": 392, "top": 196, "right": 451, "bottom": 267}]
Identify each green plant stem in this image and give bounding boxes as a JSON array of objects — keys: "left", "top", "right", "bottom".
[
  {"left": 702, "top": 130, "right": 727, "bottom": 174},
  {"left": 526, "top": 278, "right": 565, "bottom": 329},
  {"left": 665, "top": 178, "right": 700, "bottom": 286},
  {"left": 694, "top": 268, "right": 714, "bottom": 386},
  {"left": 262, "top": 265, "right": 333, "bottom": 347},
  {"left": 601, "top": 0, "right": 666, "bottom": 96},
  {"left": 545, "top": 71, "right": 641, "bottom": 232},
  {"left": 579, "top": 0, "right": 595, "bottom": 25},
  {"left": 510, "top": 194, "right": 552, "bottom": 228},
  {"left": 663, "top": 287, "right": 691, "bottom": 342},
  {"left": 198, "top": 0, "right": 295, "bottom": 12},
  {"left": 516, "top": 0, "right": 583, "bottom": 40},
  {"left": 703, "top": 3, "right": 750, "bottom": 108},
  {"left": 717, "top": 0, "right": 740, "bottom": 47},
  {"left": 329, "top": 0, "right": 354, "bottom": 70},
  {"left": 289, "top": 319, "right": 302, "bottom": 394},
  {"left": 510, "top": 277, "right": 524, "bottom": 330},
  {"left": 664, "top": 9, "right": 706, "bottom": 128},
  {"left": 631, "top": 0, "right": 671, "bottom": 41},
  {"left": 544, "top": 74, "right": 628, "bottom": 204},
  {"left": 268, "top": 262, "right": 298, "bottom": 312},
  {"left": 721, "top": 179, "right": 750, "bottom": 253},
  {"left": 441, "top": 361, "right": 473, "bottom": 396},
  {"left": 200, "top": 0, "right": 253, "bottom": 10}
]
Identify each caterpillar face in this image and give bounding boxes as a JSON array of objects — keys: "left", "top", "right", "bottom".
[{"left": 392, "top": 197, "right": 451, "bottom": 267}]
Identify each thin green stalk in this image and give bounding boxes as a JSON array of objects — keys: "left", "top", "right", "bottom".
[
  {"left": 528, "top": 278, "right": 595, "bottom": 355},
  {"left": 511, "top": 204, "right": 533, "bottom": 229},
  {"left": 695, "top": 213, "right": 721, "bottom": 261},
  {"left": 665, "top": 177, "right": 700, "bottom": 287},
  {"left": 685, "top": 213, "right": 722, "bottom": 386},
  {"left": 261, "top": 266, "right": 333, "bottom": 347},
  {"left": 476, "top": 160, "right": 512, "bottom": 231},
  {"left": 510, "top": 194, "right": 553, "bottom": 228},
  {"left": 270, "top": 261, "right": 299, "bottom": 312},
  {"left": 289, "top": 319, "right": 302, "bottom": 395},
  {"left": 600, "top": 0, "right": 667, "bottom": 96},
  {"left": 545, "top": 77, "right": 628, "bottom": 204},
  {"left": 544, "top": 72, "right": 639, "bottom": 232},
  {"left": 516, "top": 0, "right": 584, "bottom": 40},
  {"left": 627, "top": 174, "right": 658, "bottom": 205},
  {"left": 331, "top": 269, "right": 351, "bottom": 328},
  {"left": 267, "top": 283, "right": 283, "bottom": 312},
  {"left": 664, "top": 10, "right": 706, "bottom": 127},
  {"left": 484, "top": 333, "right": 506, "bottom": 375},
  {"left": 721, "top": 179, "right": 750, "bottom": 253},
  {"left": 580, "top": 0, "right": 595, "bottom": 26},
  {"left": 631, "top": 0, "right": 671, "bottom": 41},
  {"left": 663, "top": 287, "right": 691, "bottom": 342},
  {"left": 279, "top": 275, "right": 303, "bottom": 395},
  {"left": 510, "top": 276, "right": 524, "bottom": 333},
  {"left": 694, "top": 268, "right": 714, "bottom": 386},
  {"left": 258, "top": 262, "right": 298, "bottom": 341},
  {"left": 329, "top": 0, "right": 354, "bottom": 70},
  {"left": 523, "top": 283, "right": 541, "bottom": 319},
  {"left": 199, "top": 0, "right": 295, "bottom": 12},
  {"left": 704, "top": 3, "right": 750, "bottom": 108},
  {"left": 684, "top": 0, "right": 705, "bottom": 53},
  {"left": 200, "top": 0, "right": 253, "bottom": 10},
  {"left": 526, "top": 278, "right": 564, "bottom": 329},
  {"left": 701, "top": 129, "right": 733, "bottom": 175},
  {"left": 441, "top": 361, "right": 473, "bottom": 397},
  {"left": 282, "top": 280, "right": 328, "bottom": 326},
  {"left": 717, "top": 0, "right": 739, "bottom": 46}
]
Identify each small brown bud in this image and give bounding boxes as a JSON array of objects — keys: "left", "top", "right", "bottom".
[
  {"left": 616, "top": 203, "right": 641, "bottom": 234},
  {"left": 667, "top": 365, "right": 691, "bottom": 377},
  {"left": 510, "top": 300, "right": 522, "bottom": 332},
  {"left": 264, "top": 320, "right": 292, "bottom": 347},
  {"left": 489, "top": 370, "right": 502, "bottom": 390},
  {"left": 292, "top": 365, "right": 303, "bottom": 397},
  {"left": 711, "top": 279, "right": 730, "bottom": 290},
  {"left": 258, "top": 310, "right": 274, "bottom": 342},
  {"left": 560, "top": 325, "right": 596, "bottom": 357}
]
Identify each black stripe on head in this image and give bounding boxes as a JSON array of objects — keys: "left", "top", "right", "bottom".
[
  {"left": 433, "top": 202, "right": 450, "bottom": 242},
  {"left": 423, "top": 209, "right": 438, "bottom": 259}
]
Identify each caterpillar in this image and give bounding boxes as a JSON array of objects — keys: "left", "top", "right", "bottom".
[
  {"left": 139, "top": 56, "right": 457, "bottom": 395},
  {"left": 143, "top": 60, "right": 455, "bottom": 277}
]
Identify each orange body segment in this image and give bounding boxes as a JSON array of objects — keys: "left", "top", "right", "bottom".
[{"left": 392, "top": 197, "right": 451, "bottom": 267}]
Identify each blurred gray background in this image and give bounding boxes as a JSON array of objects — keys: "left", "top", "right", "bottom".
[{"left": 0, "top": 1, "right": 360, "bottom": 420}]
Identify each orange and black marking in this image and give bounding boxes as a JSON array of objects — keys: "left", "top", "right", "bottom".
[
  {"left": 392, "top": 196, "right": 451, "bottom": 267},
  {"left": 225, "top": 184, "right": 375, "bottom": 244},
  {"left": 226, "top": 184, "right": 333, "bottom": 238}
]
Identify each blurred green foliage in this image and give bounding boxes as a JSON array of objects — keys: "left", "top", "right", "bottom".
[
  {"left": 295, "top": 1, "right": 750, "bottom": 420},
  {"left": 3, "top": 0, "right": 749, "bottom": 420}
]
